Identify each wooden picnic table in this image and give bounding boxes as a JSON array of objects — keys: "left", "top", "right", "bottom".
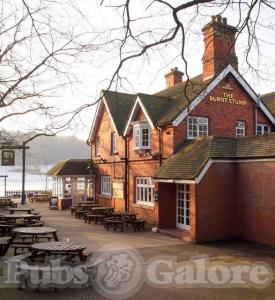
[
  {"left": 76, "top": 201, "right": 95, "bottom": 206},
  {"left": 12, "top": 227, "right": 58, "bottom": 242},
  {"left": 0, "top": 197, "right": 17, "bottom": 209},
  {"left": 79, "top": 203, "right": 101, "bottom": 207},
  {"left": 3, "top": 214, "right": 41, "bottom": 224},
  {"left": 30, "top": 241, "right": 87, "bottom": 261},
  {"left": 91, "top": 207, "right": 114, "bottom": 211},
  {"left": 112, "top": 212, "right": 137, "bottom": 220},
  {"left": 9, "top": 208, "right": 34, "bottom": 214}
]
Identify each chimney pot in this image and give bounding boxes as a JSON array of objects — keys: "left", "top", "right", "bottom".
[{"left": 165, "top": 67, "right": 184, "bottom": 88}]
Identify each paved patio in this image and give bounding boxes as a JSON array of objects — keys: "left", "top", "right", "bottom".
[{"left": 1, "top": 203, "right": 275, "bottom": 299}]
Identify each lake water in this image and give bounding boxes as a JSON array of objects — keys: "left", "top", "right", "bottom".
[{"left": 0, "top": 165, "right": 53, "bottom": 196}]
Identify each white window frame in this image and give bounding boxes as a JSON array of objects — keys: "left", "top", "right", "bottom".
[
  {"left": 257, "top": 124, "right": 270, "bottom": 135},
  {"left": 95, "top": 137, "right": 100, "bottom": 156},
  {"left": 101, "top": 176, "right": 111, "bottom": 196},
  {"left": 187, "top": 117, "right": 209, "bottom": 139},
  {"left": 176, "top": 184, "right": 190, "bottom": 230},
  {"left": 133, "top": 123, "right": 151, "bottom": 150},
  {"left": 135, "top": 177, "right": 154, "bottom": 206},
  {"left": 236, "top": 121, "right": 246, "bottom": 137},
  {"left": 111, "top": 132, "right": 118, "bottom": 153}
]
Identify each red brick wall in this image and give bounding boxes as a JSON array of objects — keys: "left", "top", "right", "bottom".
[
  {"left": 93, "top": 106, "right": 125, "bottom": 159},
  {"left": 195, "top": 160, "right": 275, "bottom": 247},
  {"left": 158, "top": 183, "right": 196, "bottom": 241},
  {"left": 195, "top": 162, "right": 237, "bottom": 242},
  {"left": 158, "top": 183, "right": 177, "bottom": 228},
  {"left": 128, "top": 160, "right": 160, "bottom": 225},
  {"left": 173, "top": 75, "right": 274, "bottom": 148},
  {"left": 235, "top": 161, "right": 275, "bottom": 246}
]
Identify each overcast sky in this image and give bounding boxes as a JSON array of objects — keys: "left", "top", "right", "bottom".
[{"left": 3, "top": 1, "right": 275, "bottom": 141}]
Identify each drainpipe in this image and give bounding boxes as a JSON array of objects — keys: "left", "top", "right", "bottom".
[
  {"left": 122, "top": 136, "right": 129, "bottom": 211},
  {"left": 87, "top": 138, "right": 96, "bottom": 202},
  {"left": 156, "top": 127, "right": 163, "bottom": 166}
]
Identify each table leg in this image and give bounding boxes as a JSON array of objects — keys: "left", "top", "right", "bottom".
[
  {"left": 52, "top": 232, "right": 59, "bottom": 241},
  {"left": 78, "top": 250, "right": 85, "bottom": 261},
  {"left": 30, "top": 249, "right": 39, "bottom": 260}
]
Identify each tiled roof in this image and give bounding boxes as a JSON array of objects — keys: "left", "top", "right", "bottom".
[
  {"left": 261, "top": 92, "right": 275, "bottom": 116},
  {"left": 102, "top": 90, "right": 136, "bottom": 134},
  {"left": 102, "top": 74, "right": 210, "bottom": 130},
  {"left": 149, "top": 74, "right": 211, "bottom": 125},
  {"left": 47, "top": 159, "right": 95, "bottom": 176},
  {"left": 155, "top": 134, "right": 275, "bottom": 180}
]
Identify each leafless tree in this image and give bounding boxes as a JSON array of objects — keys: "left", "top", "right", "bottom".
[
  {"left": 1, "top": 1, "right": 275, "bottom": 146},
  {"left": 96, "top": 0, "right": 275, "bottom": 93},
  {"left": 0, "top": 0, "right": 94, "bottom": 145}
]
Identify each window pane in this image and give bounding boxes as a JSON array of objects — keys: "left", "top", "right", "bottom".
[
  {"left": 135, "top": 177, "right": 154, "bottom": 205},
  {"left": 188, "top": 117, "right": 208, "bottom": 139}
]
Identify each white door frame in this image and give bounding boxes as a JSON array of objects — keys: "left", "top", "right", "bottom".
[{"left": 176, "top": 184, "right": 190, "bottom": 230}]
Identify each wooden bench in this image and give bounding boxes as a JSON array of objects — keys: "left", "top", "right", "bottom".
[
  {"left": 70, "top": 206, "right": 77, "bottom": 215},
  {"left": 10, "top": 242, "right": 33, "bottom": 255},
  {"left": 25, "top": 222, "right": 44, "bottom": 227},
  {"left": 105, "top": 219, "right": 124, "bottom": 232},
  {"left": 20, "top": 234, "right": 53, "bottom": 242},
  {"left": 0, "top": 224, "right": 16, "bottom": 236},
  {"left": 75, "top": 210, "right": 87, "bottom": 219},
  {"left": 131, "top": 219, "right": 146, "bottom": 231},
  {"left": 86, "top": 214, "right": 105, "bottom": 225},
  {"left": 0, "top": 236, "right": 11, "bottom": 255}
]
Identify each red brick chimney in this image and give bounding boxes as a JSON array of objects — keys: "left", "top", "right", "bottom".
[
  {"left": 202, "top": 15, "right": 238, "bottom": 81},
  {"left": 165, "top": 67, "right": 184, "bottom": 88}
]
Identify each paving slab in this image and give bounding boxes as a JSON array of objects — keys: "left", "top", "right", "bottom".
[{"left": 1, "top": 203, "right": 275, "bottom": 299}]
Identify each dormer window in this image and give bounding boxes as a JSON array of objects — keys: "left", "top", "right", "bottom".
[{"left": 133, "top": 122, "right": 151, "bottom": 150}]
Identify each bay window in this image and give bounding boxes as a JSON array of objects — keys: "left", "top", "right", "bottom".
[{"left": 133, "top": 122, "right": 150, "bottom": 150}]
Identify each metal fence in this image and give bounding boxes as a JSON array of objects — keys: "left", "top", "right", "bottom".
[{"left": 6, "top": 190, "right": 52, "bottom": 198}]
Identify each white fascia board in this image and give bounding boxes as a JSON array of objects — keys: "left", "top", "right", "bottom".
[
  {"left": 154, "top": 179, "right": 195, "bottom": 184},
  {"left": 137, "top": 97, "right": 154, "bottom": 129},
  {"left": 194, "top": 157, "right": 275, "bottom": 184},
  {"left": 154, "top": 179, "right": 174, "bottom": 183},
  {"left": 156, "top": 157, "right": 275, "bottom": 185},
  {"left": 123, "top": 100, "right": 140, "bottom": 136},
  {"left": 172, "top": 64, "right": 275, "bottom": 126},
  {"left": 195, "top": 159, "right": 213, "bottom": 184},
  {"left": 102, "top": 97, "right": 119, "bottom": 136},
  {"left": 88, "top": 100, "right": 103, "bottom": 143},
  {"left": 123, "top": 96, "right": 154, "bottom": 136}
]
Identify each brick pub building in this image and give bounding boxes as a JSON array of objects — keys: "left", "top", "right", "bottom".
[{"left": 88, "top": 15, "right": 275, "bottom": 247}]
